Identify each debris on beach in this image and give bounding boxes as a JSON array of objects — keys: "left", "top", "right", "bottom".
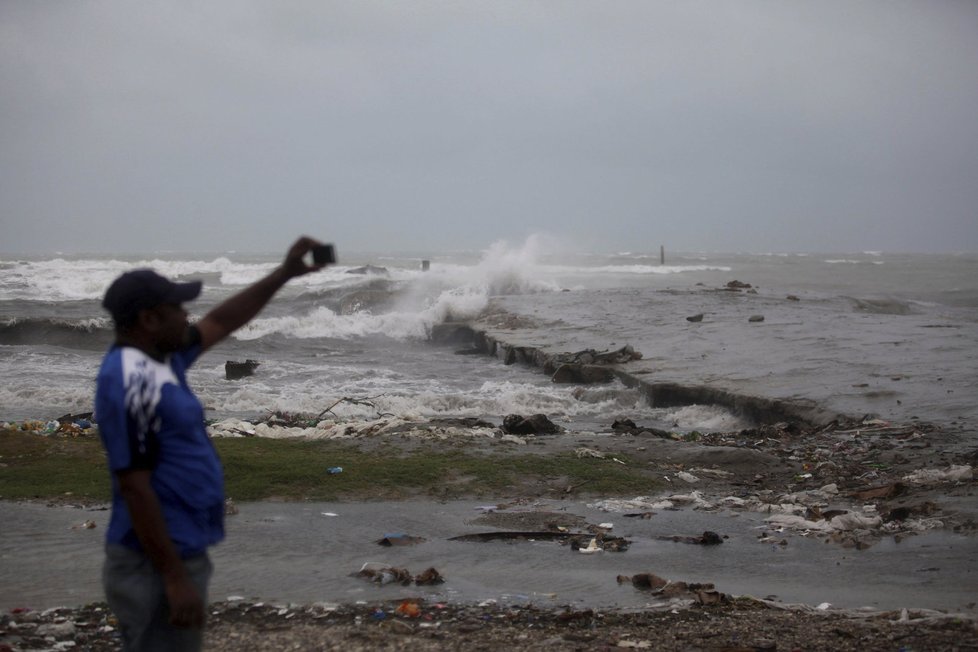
[
  {"left": 206, "top": 414, "right": 503, "bottom": 442},
  {"left": 574, "top": 447, "right": 626, "bottom": 465},
  {"left": 4, "top": 598, "right": 975, "bottom": 652},
  {"left": 575, "top": 447, "right": 606, "bottom": 459},
  {"left": 413, "top": 567, "right": 445, "bottom": 585},
  {"left": 394, "top": 600, "right": 421, "bottom": 617},
  {"left": 616, "top": 572, "right": 728, "bottom": 605},
  {"left": 5, "top": 414, "right": 96, "bottom": 437},
  {"left": 903, "top": 465, "right": 973, "bottom": 485},
  {"left": 655, "top": 531, "right": 725, "bottom": 546},
  {"left": 352, "top": 563, "right": 445, "bottom": 586},
  {"left": 570, "top": 533, "right": 630, "bottom": 553},
  {"left": 354, "top": 563, "right": 413, "bottom": 586}
]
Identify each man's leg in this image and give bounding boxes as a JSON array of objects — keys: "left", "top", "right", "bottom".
[{"left": 103, "top": 544, "right": 212, "bottom": 652}]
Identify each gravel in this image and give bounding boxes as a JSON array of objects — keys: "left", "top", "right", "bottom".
[{"left": 3, "top": 599, "right": 976, "bottom": 652}]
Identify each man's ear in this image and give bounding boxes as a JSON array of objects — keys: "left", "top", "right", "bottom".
[{"left": 136, "top": 307, "right": 161, "bottom": 333}]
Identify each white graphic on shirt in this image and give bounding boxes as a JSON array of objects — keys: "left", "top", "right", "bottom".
[{"left": 121, "top": 348, "right": 178, "bottom": 456}]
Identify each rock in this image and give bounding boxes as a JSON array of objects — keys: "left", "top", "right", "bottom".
[
  {"left": 748, "top": 315, "right": 765, "bottom": 323},
  {"left": 611, "top": 418, "right": 637, "bottom": 431},
  {"left": 699, "top": 531, "right": 724, "bottom": 545},
  {"left": 787, "top": 294, "right": 800, "bottom": 301},
  {"left": 503, "top": 413, "right": 561, "bottom": 435},
  {"left": 622, "top": 573, "right": 669, "bottom": 590},
  {"left": 376, "top": 534, "right": 426, "bottom": 546},
  {"left": 429, "top": 323, "right": 479, "bottom": 346},
  {"left": 659, "top": 531, "right": 724, "bottom": 545},
  {"left": 225, "top": 359, "right": 259, "bottom": 380},
  {"left": 725, "top": 280, "right": 752, "bottom": 290},
  {"left": 553, "top": 345, "right": 642, "bottom": 366},
  {"left": 694, "top": 590, "right": 726, "bottom": 605},
  {"left": 686, "top": 313, "right": 704, "bottom": 322},
  {"left": 552, "top": 364, "right": 615, "bottom": 384}
]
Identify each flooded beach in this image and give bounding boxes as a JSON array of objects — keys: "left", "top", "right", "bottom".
[{"left": 3, "top": 498, "right": 976, "bottom": 614}]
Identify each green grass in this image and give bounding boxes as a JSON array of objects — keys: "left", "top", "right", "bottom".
[
  {"left": 0, "top": 429, "right": 110, "bottom": 501},
  {"left": 1, "top": 429, "right": 658, "bottom": 502}
]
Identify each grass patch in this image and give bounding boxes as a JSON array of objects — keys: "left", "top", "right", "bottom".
[
  {"left": 218, "top": 438, "right": 657, "bottom": 500},
  {"left": 1, "top": 429, "right": 658, "bottom": 502},
  {"left": 0, "top": 429, "right": 109, "bottom": 502}
]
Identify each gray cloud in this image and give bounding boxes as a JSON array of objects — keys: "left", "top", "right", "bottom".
[{"left": 2, "top": 0, "right": 976, "bottom": 254}]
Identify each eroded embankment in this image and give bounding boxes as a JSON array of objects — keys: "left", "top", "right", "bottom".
[{"left": 430, "top": 322, "right": 841, "bottom": 428}]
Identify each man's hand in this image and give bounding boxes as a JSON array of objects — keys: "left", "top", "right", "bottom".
[
  {"left": 281, "top": 235, "right": 327, "bottom": 279},
  {"left": 164, "top": 573, "right": 205, "bottom": 628}
]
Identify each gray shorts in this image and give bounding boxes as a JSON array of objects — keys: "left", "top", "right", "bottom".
[{"left": 102, "top": 544, "right": 213, "bottom": 652}]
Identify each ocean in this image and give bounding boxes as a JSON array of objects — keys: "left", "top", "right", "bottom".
[{"left": 2, "top": 239, "right": 977, "bottom": 433}]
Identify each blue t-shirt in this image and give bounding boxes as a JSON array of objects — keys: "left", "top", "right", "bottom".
[{"left": 95, "top": 344, "right": 224, "bottom": 557}]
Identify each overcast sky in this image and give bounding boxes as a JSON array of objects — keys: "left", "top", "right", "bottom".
[{"left": 2, "top": 1, "right": 976, "bottom": 255}]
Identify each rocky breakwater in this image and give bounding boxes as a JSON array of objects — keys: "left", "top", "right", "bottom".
[{"left": 427, "top": 322, "right": 832, "bottom": 427}]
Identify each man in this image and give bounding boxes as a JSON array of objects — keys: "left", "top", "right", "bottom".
[{"left": 95, "top": 236, "right": 327, "bottom": 651}]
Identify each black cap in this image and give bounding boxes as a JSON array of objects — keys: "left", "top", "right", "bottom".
[{"left": 102, "top": 269, "right": 202, "bottom": 327}]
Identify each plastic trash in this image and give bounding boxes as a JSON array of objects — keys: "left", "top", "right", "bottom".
[
  {"left": 395, "top": 601, "right": 421, "bottom": 618},
  {"left": 327, "top": 467, "right": 343, "bottom": 475},
  {"left": 578, "top": 537, "right": 603, "bottom": 554}
]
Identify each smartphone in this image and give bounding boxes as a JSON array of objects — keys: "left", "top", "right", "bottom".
[{"left": 311, "top": 244, "right": 336, "bottom": 265}]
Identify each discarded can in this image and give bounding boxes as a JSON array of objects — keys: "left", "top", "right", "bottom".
[{"left": 327, "top": 467, "right": 343, "bottom": 475}]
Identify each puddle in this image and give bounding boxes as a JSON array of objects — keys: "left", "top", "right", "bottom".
[{"left": 2, "top": 500, "right": 975, "bottom": 612}]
